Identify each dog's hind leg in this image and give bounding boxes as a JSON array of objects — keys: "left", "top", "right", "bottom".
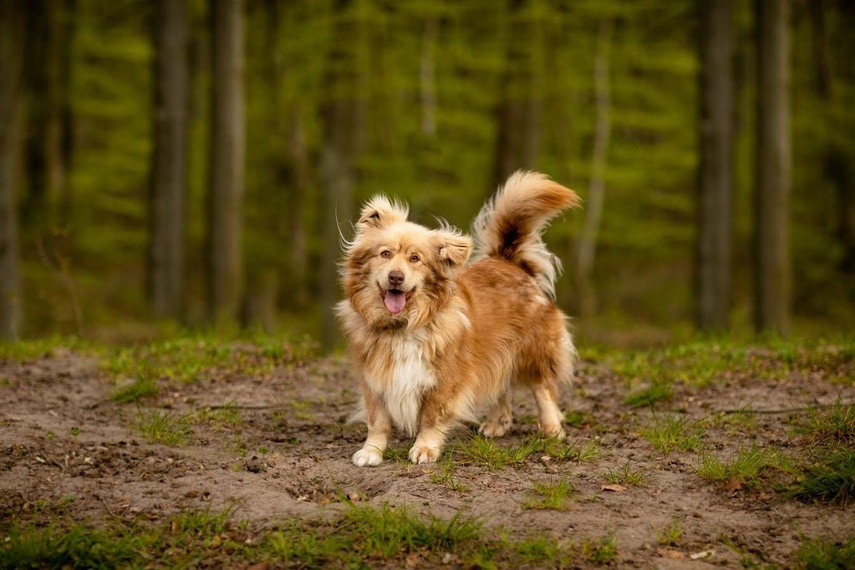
[
  {"left": 353, "top": 390, "right": 391, "bottom": 467},
  {"left": 479, "top": 389, "right": 513, "bottom": 438}
]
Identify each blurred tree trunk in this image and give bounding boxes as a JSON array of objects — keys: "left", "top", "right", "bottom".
[
  {"left": 242, "top": 0, "right": 283, "bottom": 332},
  {"left": 575, "top": 18, "right": 612, "bottom": 317},
  {"left": 753, "top": 0, "right": 791, "bottom": 335},
  {"left": 57, "top": 0, "right": 76, "bottom": 229},
  {"left": 695, "top": 0, "right": 734, "bottom": 332},
  {"left": 206, "top": 0, "right": 245, "bottom": 326},
  {"left": 810, "top": 0, "right": 854, "bottom": 275},
  {"left": 489, "top": 0, "right": 543, "bottom": 193},
  {"left": 0, "top": 2, "right": 26, "bottom": 340},
  {"left": 287, "top": 107, "right": 310, "bottom": 311},
  {"left": 320, "top": 0, "right": 364, "bottom": 350},
  {"left": 149, "top": 0, "right": 188, "bottom": 320},
  {"left": 21, "top": 0, "right": 50, "bottom": 235}
]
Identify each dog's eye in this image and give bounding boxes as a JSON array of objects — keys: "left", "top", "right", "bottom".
[
  {"left": 380, "top": 250, "right": 391, "bottom": 258},
  {"left": 410, "top": 254, "right": 420, "bottom": 263}
]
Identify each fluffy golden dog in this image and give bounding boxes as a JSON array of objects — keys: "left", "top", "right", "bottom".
[{"left": 337, "top": 170, "right": 580, "bottom": 466}]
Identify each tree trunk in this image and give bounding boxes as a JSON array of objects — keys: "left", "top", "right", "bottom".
[
  {"left": 575, "top": 18, "right": 613, "bottom": 318},
  {"left": 489, "top": 0, "right": 543, "bottom": 193},
  {"left": 753, "top": 0, "right": 791, "bottom": 335},
  {"left": 320, "top": 0, "right": 363, "bottom": 350},
  {"left": 149, "top": 0, "right": 188, "bottom": 320},
  {"left": 696, "top": 0, "right": 735, "bottom": 332},
  {"left": 206, "top": 0, "right": 245, "bottom": 325},
  {"left": 21, "top": 0, "right": 50, "bottom": 234},
  {"left": 0, "top": 2, "right": 26, "bottom": 340}
]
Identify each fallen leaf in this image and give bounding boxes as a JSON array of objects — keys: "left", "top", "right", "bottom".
[{"left": 601, "top": 484, "right": 626, "bottom": 493}]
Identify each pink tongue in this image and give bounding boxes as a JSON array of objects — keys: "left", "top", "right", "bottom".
[{"left": 384, "top": 290, "right": 407, "bottom": 314}]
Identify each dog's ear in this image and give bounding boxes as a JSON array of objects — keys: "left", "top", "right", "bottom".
[
  {"left": 435, "top": 230, "right": 472, "bottom": 267},
  {"left": 357, "top": 195, "right": 409, "bottom": 230}
]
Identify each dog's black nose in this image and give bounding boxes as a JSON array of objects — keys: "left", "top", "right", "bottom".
[{"left": 388, "top": 270, "right": 404, "bottom": 287}]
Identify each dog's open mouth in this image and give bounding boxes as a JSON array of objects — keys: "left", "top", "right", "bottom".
[{"left": 382, "top": 289, "right": 409, "bottom": 314}]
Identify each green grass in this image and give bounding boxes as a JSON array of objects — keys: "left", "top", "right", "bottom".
[
  {"left": 523, "top": 477, "right": 574, "bottom": 510},
  {"left": 455, "top": 435, "right": 599, "bottom": 470},
  {"left": 134, "top": 408, "right": 191, "bottom": 445},
  {"left": 581, "top": 534, "right": 618, "bottom": 565},
  {"left": 0, "top": 336, "right": 93, "bottom": 361},
  {"left": 641, "top": 414, "right": 703, "bottom": 454},
  {"left": 697, "top": 445, "right": 786, "bottom": 490},
  {"left": 604, "top": 462, "right": 648, "bottom": 487},
  {"left": 794, "top": 535, "right": 855, "bottom": 570},
  {"left": 429, "top": 453, "right": 470, "bottom": 492},
  {"left": 101, "top": 331, "right": 318, "bottom": 386},
  {"left": 656, "top": 519, "right": 684, "bottom": 547},
  {"left": 791, "top": 446, "right": 855, "bottom": 507},
  {"left": 112, "top": 369, "right": 159, "bottom": 403},
  {"left": 606, "top": 337, "right": 855, "bottom": 388},
  {"left": 625, "top": 378, "right": 673, "bottom": 408},
  {"left": 0, "top": 523, "right": 144, "bottom": 570},
  {"left": 793, "top": 400, "right": 855, "bottom": 446}
]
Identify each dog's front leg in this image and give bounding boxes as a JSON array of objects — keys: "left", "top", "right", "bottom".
[
  {"left": 408, "top": 396, "right": 454, "bottom": 464},
  {"left": 353, "top": 390, "right": 391, "bottom": 467}
]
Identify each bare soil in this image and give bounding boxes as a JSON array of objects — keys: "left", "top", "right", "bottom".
[{"left": 1, "top": 346, "right": 853, "bottom": 568}]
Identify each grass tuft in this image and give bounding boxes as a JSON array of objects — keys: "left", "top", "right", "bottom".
[
  {"left": 641, "top": 414, "right": 702, "bottom": 454},
  {"left": 625, "top": 379, "right": 673, "bottom": 408},
  {"left": 604, "top": 461, "right": 648, "bottom": 487},
  {"left": 697, "top": 445, "right": 784, "bottom": 490},
  {"left": 794, "top": 535, "right": 855, "bottom": 569},
  {"left": 135, "top": 408, "right": 191, "bottom": 445},
  {"left": 0, "top": 523, "right": 142, "bottom": 569},
  {"left": 793, "top": 400, "right": 855, "bottom": 446},
  {"left": 523, "top": 477, "right": 575, "bottom": 510},
  {"left": 791, "top": 447, "right": 855, "bottom": 507}
]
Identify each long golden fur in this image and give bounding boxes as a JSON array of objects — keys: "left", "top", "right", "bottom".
[{"left": 336, "top": 170, "right": 581, "bottom": 466}]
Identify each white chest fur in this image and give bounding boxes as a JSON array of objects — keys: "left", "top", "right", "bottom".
[{"left": 365, "top": 334, "right": 436, "bottom": 436}]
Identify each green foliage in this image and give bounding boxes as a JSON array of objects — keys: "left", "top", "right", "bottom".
[
  {"left": 791, "top": 447, "right": 855, "bottom": 507},
  {"left": 134, "top": 408, "right": 191, "bottom": 446},
  {"left": 641, "top": 414, "right": 703, "bottom": 454},
  {"left": 581, "top": 533, "right": 618, "bottom": 565},
  {"left": 10, "top": 0, "right": 853, "bottom": 339},
  {"left": 793, "top": 401, "right": 855, "bottom": 446},
  {"left": 794, "top": 535, "right": 855, "bottom": 570},
  {"left": 604, "top": 461, "right": 648, "bottom": 487},
  {"left": 656, "top": 519, "right": 684, "bottom": 547},
  {"left": 0, "top": 523, "right": 144, "bottom": 570},
  {"left": 455, "top": 434, "right": 599, "bottom": 469},
  {"left": 523, "top": 477, "right": 575, "bottom": 510},
  {"left": 697, "top": 445, "right": 786, "bottom": 490},
  {"left": 268, "top": 503, "right": 485, "bottom": 566},
  {"left": 102, "top": 331, "right": 318, "bottom": 385},
  {"left": 625, "top": 378, "right": 673, "bottom": 408}
]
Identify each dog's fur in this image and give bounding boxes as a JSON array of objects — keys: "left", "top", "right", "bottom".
[{"left": 336, "top": 170, "right": 581, "bottom": 466}]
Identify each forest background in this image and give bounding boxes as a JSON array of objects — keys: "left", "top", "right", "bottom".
[{"left": 0, "top": 0, "right": 853, "bottom": 350}]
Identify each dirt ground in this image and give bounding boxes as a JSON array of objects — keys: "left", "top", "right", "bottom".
[{"left": 1, "top": 345, "right": 853, "bottom": 568}]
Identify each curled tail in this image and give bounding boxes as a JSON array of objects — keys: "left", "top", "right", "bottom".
[{"left": 473, "top": 170, "right": 581, "bottom": 298}]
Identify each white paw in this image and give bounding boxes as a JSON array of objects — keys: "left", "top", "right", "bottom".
[
  {"left": 479, "top": 416, "right": 512, "bottom": 438},
  {"left": 408, "top": 445, "right": 440, "bottom": 464},
  {"left": 352, "top": 447, "right": 383, "bottom": 467}
]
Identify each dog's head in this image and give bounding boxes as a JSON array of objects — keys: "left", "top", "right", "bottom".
[{"left": 340, "top": 195, "right": 472, "bottom": 328}]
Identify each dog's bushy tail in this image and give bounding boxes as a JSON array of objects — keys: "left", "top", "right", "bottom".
[{"left": 473, "top": 170, "right": 581, "bottom": 299}]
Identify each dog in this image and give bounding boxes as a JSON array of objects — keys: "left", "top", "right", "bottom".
[{"left": 336, "top": 170, "right": 581, "bottom": 466}]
